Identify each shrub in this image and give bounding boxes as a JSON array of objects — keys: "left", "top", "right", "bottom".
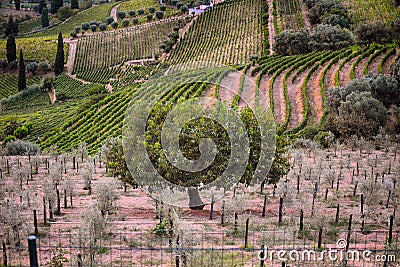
[
  {"left": 50, "top": 18, "right": 60, "bottom": 26},
  {"left": 70, "top": 32, "right": 77, "bottom": 38},
  {"left": 336, "top": 91, "right": 387, "bottom": 138},
  {"left": 90, "top": 24, "right": 97, "bottom": 32},
  {"left": 273, "top": 29, "right": 311, "bottom": 55},
  {"left": 81, "top": 22, "right": 90, "bottom": 31},
  {"left": 309, "top": 24, "right": 354, "bottom": 51},
  {"left": 137, "top": 9, "right": 145, "bottom": 15},
  {"left": 111, "top": 21, "right": 118, "bottom": 29},
  {"left": 14, "top": 126, "right": 29, "bottom": 139},
  {"left": 6, "top": 140, "right": 40, "bottom": 155},
  {"left": 99, "top": 23, "right": 107, "bottom": 31},
  {"left": 88, "top": 84, "right": 107, "bottom": 95},
  {"left": 57, "top": 6, "right": 74, "bottom": 21},
  {"left": 149, "top": 7, "right": 156, "bottom": 13},
  {"left": 38, "top": 62, "right": 49, "bottom": 73},
  {"left": 180, "top": 5, "right": 188, "bottom": 13},
  {"left": 105, "top": 16, "right": 114, "bottom": 25},
  {"left": 122, "top": 18, "right": 130, "bottom": 27},
  {"left": 117, "top": 11, "right": 126, "bottom": 19},
  {"left": 176, "top": 2, "right": 183, "bottom": 8},
  {"left": 132, "top": 17, "right": 139, "bottom": 24},
  {"left": 156, "top": 11, "right": 164, "bottom": 19},
  {"left": 3, "top": 135, "right": 16, "bottom": 143},
  {"left": 26, "top": 62, "right": 39, "bottom": 75},
  {"left": 146, "top": 14, "right": 153, "bottom": 21},
  {"left": 74, "top": 26, "right": 81, "bottom": 33},
  {"left": 160, "top": 5, "right": 166, "bottom": 11}
]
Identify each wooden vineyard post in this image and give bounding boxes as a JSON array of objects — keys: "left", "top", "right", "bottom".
[
  {"left": 278, "top": 197, "right": 283, "bottom": 224},
  {"left": 33, "top": 209, "right": 38, "bottom": 236},
  {"left": 299, "top": 209, "right": 304, "bottom": 232},
  {"left": 221, "top": 200, "right": 225, "bottom": 225},
  {"left": 353, "top": 181, "right": 358, "bottom": 196},
  {"left": 64, "top": 189, "right": 67, "bottom": 209},
  {"left": 244, "top": 218, "right": 249, "bottom": 249},
  {"left": 209, "top": 195, "right": 214, "bottom": 220},
  {"left": 262, "top": 194, "right": 267, "bottom": 218},
  {"left": 234, "top": 212, "right": 238, "bottom": 233},
  {"left": 346, "top": 214, "right": 352, "bottom": 251},
  {"left": 3, "top": 241, "right": 7, "bottom": 267},
  {"left": 260, "top": 244, "right": 265, "bottom": 267},
  {"left": 317, "top": 227, "right": 323, "bottom": 249},
  {"left": 43, "top": 196, "right": 47, "bottom": 225},
  {"left": 28, "top": 236, "right": 38, "bottom": 267},
  {"left": 388, "top": 215, "right": 394, "bottom": 245},
  {"left": 335, "top": 204, "right": 340, "bottom": 223}
]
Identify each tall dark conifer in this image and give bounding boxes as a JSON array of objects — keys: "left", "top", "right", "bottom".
[
  {"left": 18, "top": 49, "right": 26, "bottom": 91},
  {"left": 54, "top": 32, "right": 64, "bottom": 76},
  {"left": 42, "top": 7, "right": 49, "bottom": 28},
  {"left": 6, "top": 35, "right": 17, "bottom": 63}
]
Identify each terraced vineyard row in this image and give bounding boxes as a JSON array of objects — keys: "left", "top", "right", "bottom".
[
  {"left": 76, "top": 64, "right": 155, "bottom": 87},
  {"left": 275, "top": 0, "right": 304, "bottom": 31},
  {"left": 0, "top": 36, "right": 69, "bottom": 63},
  {"left": 0, "top": 74, "right": 41, "bottom": 99},
  {"left": 40, "top": 66, "right": 228, "bottom": 153},
  {"left": 342, "top": 0, "right": 400, "bottom": 27},
  {"left": 168, "top": 0, "right": 267, "bottom": 65},
  {"left": 251, "top": 44, "right": 399, "bottom": 133},
  {"left": 72, "top": 16, "right": 189, "bottom": 73}
]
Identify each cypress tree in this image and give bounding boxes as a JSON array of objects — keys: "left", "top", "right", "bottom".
[
  {"left": 50, "top": 0, "right": 63, "bottom": 14},
  {"left": 39, "top": 0, "right": 46, "bottom": 14},
  {"left": 15, "top": 0, "right": 20, "bottom": 10},
  {"left": 71, "top": 0, "right": 79, "bottom": 9},
  {"left": 6, "top": 35, "right": 17, "bottom": 63},
  {"left": 42, "top": 7, "right": 49, "bottom": 28},
  {"left": 54, "top": 32, "right": 64, "bottom": 76},
  {"left": 5, "top": 16, "right": 19, "bottom": 37},
  {"left": 18, "top": 49, "right": 26, "bottom": 91}
]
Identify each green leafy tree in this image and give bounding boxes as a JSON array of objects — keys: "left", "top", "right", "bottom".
[
  {"left": 390, "top": 18, "right": 400, "bottom": 46},
  {"left": 336, "top": 91, "right": 387, "bottom": 137},
  {"left": 101, "top": 137, "right": 135, "bottom": 186},
  {"left": 6, "top": 35, "right": 17, "bottom": 63},
  {"left": 18, "top": 49, "right": 26, "bottom": 91},
  {"left": 40, "top": 76, "right": 54, "bottom": 92},
  {"left": 273, "top": 29, "right": 311, "bottom": 55},
  {"left": 71, "top": 0, "right": 79, "bottom": 9},
  {"left": 309, "top": 24, "right": 353, "bottom": 51},
  {"left": 355, "top": 22, "right": 392, "bottom": 45},
  {"left": 42, "top": 7, "right": 50, "bottom": 28},
  {"left": 54, "top": 32, "right": 64, "bottom": 76}
]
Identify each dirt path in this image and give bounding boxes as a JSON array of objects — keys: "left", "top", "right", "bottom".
[
  {"left": 339, "top": 56, "right": 359, "bottom": 87},
  {"left": 66, "top": 73, "right": 91, "bottom": 84},
  {"left": 368, "top": 51, "right": 386, "bottom": 75},
  {"left": 258, "top": 73, "right": 271, "bottom": 110},
  {"left": 354, "top": 55, "right": 370, "bottom": 79},
  {"left": 308, "top": 65, "right": 325, "bottom": 124},
  {"left": 219, "top": 71, "right": 241, "bottom": 104},
  {"left": 298, "top": 0, "right": 312, "bottom": 30},
  {"left": 327, "top": 58, "right": 345, "bottom": 88},
  {"left": 239, "top": 67, "right": 257, "bottom": 108},
  {"left": 273, "top": 73, "right": 286, "bottom": 124},
  {"left": 287, "top": 71, "right": 305, "bottom": 129},
  {"left": 64, "top": 38, "right": 78, "bottom": 74},
  {"left": 110, "top": 3, "right": 121, "bottom": 22},
  {"left": 382, "top": 48, "right": 399, "bottom": 75},
  {"left": 267, "top": 0, "right": 275, "bottom": 55}
]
